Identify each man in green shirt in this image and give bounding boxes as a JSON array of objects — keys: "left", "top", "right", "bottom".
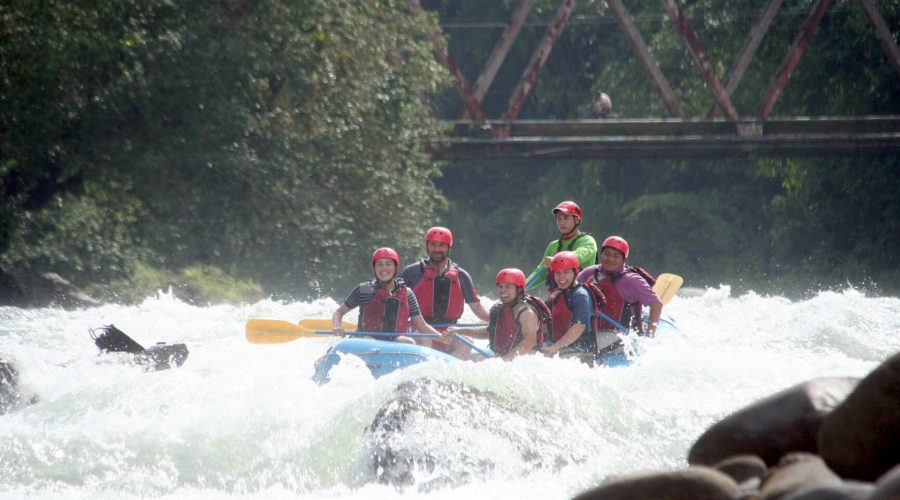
[{"left": 526, "top": 200, "right": 598, "bottom": 290}]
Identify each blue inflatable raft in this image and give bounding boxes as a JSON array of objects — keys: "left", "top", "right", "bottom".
[
  {"left": 312, "top": 338, "right": 458, "bottom": 383},
  {"left": 312, "top": 315, "right": 676, "bottom": 383}
]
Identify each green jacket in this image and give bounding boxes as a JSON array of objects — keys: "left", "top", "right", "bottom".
[{"left": 526, "top": 232, "right": 598, "bottom": 290}]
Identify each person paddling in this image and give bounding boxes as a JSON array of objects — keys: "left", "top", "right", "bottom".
[
  {"left": 526, "top": 201, "right": 598, "bottom": 291},
  {"left": 539, "top": 251, "right": 602, "bottom": 364},
  {"left": 577, "top": 236, "right": 663, "bottom": 337},
  {"left": 332, "top": 247, "right": 441, "bottom": 344},
  {"left": 400, "top": 227, "right": 489, "bottom": 352},
  {"left": 445, "top": 268, "right": 546, "bottom": 361}
]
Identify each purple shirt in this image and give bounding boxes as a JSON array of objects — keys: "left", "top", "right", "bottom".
[{"left": 577, "top": 265, "right": 661, "bottom": 306}]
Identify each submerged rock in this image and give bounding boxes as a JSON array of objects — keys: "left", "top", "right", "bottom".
[
  {"left": 366, "top": 377, "right": 584, "bottom": 491},
  {"left": 0, "top": 354, "right": 38, "bottom": 415}
]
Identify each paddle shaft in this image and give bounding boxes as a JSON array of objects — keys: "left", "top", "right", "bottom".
[
  {"left": 316, "top": 330, "right": 440, "bottom": 339},
  {"left": 323, "top": 330, "right": 492, "bottom": 357}
]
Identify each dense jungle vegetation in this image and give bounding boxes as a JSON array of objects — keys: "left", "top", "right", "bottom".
[{"left": 1, "top": 0, "right": 898, "bottom": 305}]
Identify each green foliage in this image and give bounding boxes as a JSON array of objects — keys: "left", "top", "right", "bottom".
[
  {"left": 1, "top": 0, "right": 449, "bottom": 303},
  {"left": 90, "top": 262, "right": 265, "bottom": 305},
  {"left": 2, "top": 0, "right": 898, "bottom": 304}
]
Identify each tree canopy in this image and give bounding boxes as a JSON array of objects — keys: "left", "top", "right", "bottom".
[
  {"left": 1, "top": 0, "right": 898, "bottom": 305},
  {"left": 1, "top": 0, "right": 448, "bottom": 302}
]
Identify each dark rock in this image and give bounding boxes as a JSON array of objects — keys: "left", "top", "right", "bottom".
[
  {"left": 572, "top": 467, "right": 742, "bottom": 500},
  {"left": 0, "top": 271, "right": 101, "bottom": 309},
  {"left": 91, "top": 325, "right": 189, "bottom": 371},
  {"left": 757, "top": 452, "right": 841, "bottom": 500},
  {"left": 711, "top": 454, "right": 767, "bottom": 493},
  {"left": 871, "top": 463, "right": 900, "bottom": 500},
  {"left": 688, "top": 377, "right": 859, "bottom": 466},
  {"left": 1, "top": 355, "right": 38, "bottom": 414},
  {"left": 817, "top": 351, "right": 900, "bottom": 481},
  {"left": 783, "top": 481, "right": 875, "bottom": 500}
]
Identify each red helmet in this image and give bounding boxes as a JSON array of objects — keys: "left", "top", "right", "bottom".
[
  {"left": 601, "top": 236, "right": 629, "bottom": 259},
  {"left": 371, "top": 247, "right": 400, "bottom": 267},
  {"left": 552, "top": 200, "right": 583, "bottom": 220},
  {"left": 549, "top": 251, "right": 581, "bottom": 272},
  {"left": 425, "top": 226, "right": 453, "bottom": 246},
  {"left": 495, "top": 268, "right": 526, "bottom": 288}
]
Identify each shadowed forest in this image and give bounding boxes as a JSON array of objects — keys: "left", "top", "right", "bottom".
[{"left": 2, "top": 0, "right": 898, "bottom": 306}]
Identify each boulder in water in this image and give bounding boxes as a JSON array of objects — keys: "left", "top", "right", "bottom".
[
  {"left": 366, "top": 377, "right": 584, "bottom": 491},
  {"left": 91, "top": 325, "right": 189, "bottom": 371},
  {"left": 870, "top": 463, "right": 900, "bottom": 500},
  {"left": 755, "top": 452, "right": 841, "bottom": 500},
  {"left": 688, "top": 377, "right": 859, "bottom": 466},
  {"left": 817, "top": 351, "right": 900, "bottom": 481},
  {"left": 0, "top": 355, "right": 38, "bottom": 414},
  {"left": 572, "top": 467, "right": 742, "bottom": 500}
]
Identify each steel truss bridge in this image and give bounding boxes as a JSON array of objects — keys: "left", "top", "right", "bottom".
[{"left": 411, "top": 0, "right": 900, "bottom": 158}]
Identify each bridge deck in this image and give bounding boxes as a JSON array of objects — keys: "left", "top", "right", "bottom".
[{"left": 434, "top": 116, "right": 900, "bottom": 158}]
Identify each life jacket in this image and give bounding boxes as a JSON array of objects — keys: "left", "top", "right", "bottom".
[
  {"left": 593, "top": 266, "right": 655, "bottom": 332},
  {"left": 544, "top": 232, "right": 595, "bottom": 289},
  {"left": 487, "top": 295, "right": 549, "bottom": 356},
  {"left": 357, "top": 279, "right": 411, "bottom": 338},
  {"left": 409, "top": 259, "right": 466, "bottom": 324},
  {"left": 545, "top": 283, "right": 605, "bottom": 349}
]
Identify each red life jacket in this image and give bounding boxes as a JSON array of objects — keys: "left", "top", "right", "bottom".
[
  {"left": 593, "top": 266, "right": 655, "bottom": 332},
  {"left": 545, "top": 283, "right": 604, "bottom": 342},
  {"left": 487, "top": 296, "right": 548, "bottom": 355},
  {"left": 411, "top": 260, "right": 466, "bottom": 323},
  {"left": 358, "top": 279, "right": 411, "bottom": 337}
]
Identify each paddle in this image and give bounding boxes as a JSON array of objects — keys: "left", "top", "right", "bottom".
[
  {"left": 594, "top": 272, "right": 683, "bottom": 333},
  {"left": 525, "top": 267, "right": 546, "bottom": 289},
  {"left": 299, "top": 317, "right": 484, "bottom": 330},
  {"left": 246, "top": 319, "right": 319, "bottom": 344},
  {"left": 299, "top": 318, "right": 357, "bottom": 332},
  {"left": 247, "top": 319, "right": 442, "bottom": 344},
  {"left": 653, "top": 273, "right": 684, "bottom": 305},
  {"left": 453, "top": 334, "right": 493, "bottom": 358}
]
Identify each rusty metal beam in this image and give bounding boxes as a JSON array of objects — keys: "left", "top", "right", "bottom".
[
  {"left": 857, "top": 0, "right": 900, "bottom": 79},
  {"left": 606, "top": 0, "right": 683, "bottom": 118},
  {"left": 660, "top": 0, "right": 739, "bottom": 121},
  {"left": 410, "top": 0, "right": 488, "bottom": 122},
  {"left": 757, "top": 0, "right": 832, "bottom": 119},
  {"left": 502, "top": 0, "right": 577, "bottom": 122},
  {"left": 472, "top": 0, "right": 537, "bottom": 104},
  {"left": 708, "top": 0, "right": 784, "bottom": 118},
  {"left": 436, "top": 116, "right": 900, "bottom": 158}
]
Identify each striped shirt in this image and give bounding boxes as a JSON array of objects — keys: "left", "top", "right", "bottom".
[{"left": 342, "top": 279, "right": 422, "bottom": 317}]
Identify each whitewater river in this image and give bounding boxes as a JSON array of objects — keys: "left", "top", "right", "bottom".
[{"left": 1, "top": 286, "right": 898, "bottom": 499}]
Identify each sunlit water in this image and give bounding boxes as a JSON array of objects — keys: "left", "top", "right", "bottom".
[{"left": 1, "top": 287, "right": 898, "bottom": 499}]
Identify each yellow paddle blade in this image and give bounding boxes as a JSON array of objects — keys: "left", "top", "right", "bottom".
[
  {"left": 298, "top": 319, "right": 357, "bottom": 332},
  {"left": 245, "top": 319, "right": 320, "bottom": 344},
  {"left": 653, "top": 273, "right": 684, "bottom": 305}
]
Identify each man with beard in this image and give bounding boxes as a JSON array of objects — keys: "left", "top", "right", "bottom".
[
  {"left": 526, "top": 200, "right": 598, "bottom": 291},
  {"left": 401, "top": 227, "right": 489, "bottom": 353},
  {"left": 332, "top": 247, "right": 440, "bottom": 344}
]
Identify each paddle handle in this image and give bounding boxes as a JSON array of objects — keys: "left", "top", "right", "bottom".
[
  {"left": 525, "top": 267, "right": 546, "bottom": 289},
  {"left": 453, "top": 334, "right": 493, "bottom": 358},
  {"left": 317, "top": 330, "right": 441, "bottom": 339},
  {"left": 429, "top": 322, "right": 486, "bottom": 328},
  {"left": 596, "top": 310, "right": 629, "bottom": 333},
  {"left": 323, "top": 330, "right": 492, "bottom": 357}
]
